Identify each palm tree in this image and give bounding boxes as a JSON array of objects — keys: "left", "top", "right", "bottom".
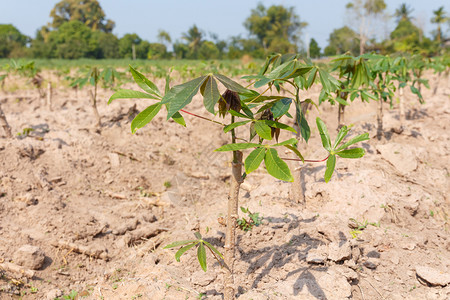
[
  {"left": 395, "top": 3, "right": 413, "bottom": 22},
  {"left": 182, "top": 25, "right": 203, "bottom": 58},
  {"left": 157, "top": 29, "right": 171, "bottom": 45},
  {"left": 431, "top": 6, "right": 448, "bottom": 43}
]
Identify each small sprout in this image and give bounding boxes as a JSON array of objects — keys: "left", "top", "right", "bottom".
[
  {"left": 237, "top": 207, "right": 262, "bottom": 231},
  {"left": 164, "top": 181, "right": 172, "bottom": 189}
]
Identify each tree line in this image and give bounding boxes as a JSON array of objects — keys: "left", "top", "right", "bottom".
[{"left": 0, "top": 0, "right": 449, "bottom": 60}]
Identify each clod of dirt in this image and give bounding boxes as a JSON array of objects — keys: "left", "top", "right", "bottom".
[
  {"left": 46, "top": 289, "right": 63, "bottom": 300},
  {"left": 376, "top": 143, "right": 418, "bottom": 174},
  {"left": 416, "top": 266, "right": 450, "bottom": 287},
  {"left": 328, "top": 241, "right": 352, "bottom": 262},
  {"left": 190, "top": 270, "right": 217, "bottom": 287},
  {"left": 363, "top": 258, "right": 379, "bottom": 270},
  {"left": 13, "top": 245, "right": 46, "bottom": 270},
  {"left": 306, "top": 245, "right": 328, "bottom": 264}
]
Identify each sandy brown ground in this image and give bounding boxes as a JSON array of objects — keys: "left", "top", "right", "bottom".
[{"left": 0, "top": 71, "right": 449, "bottom": 300}]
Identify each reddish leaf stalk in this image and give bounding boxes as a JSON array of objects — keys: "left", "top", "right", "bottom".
[{"left": 180, "top": 109, "right": 224, "bottom": 126}]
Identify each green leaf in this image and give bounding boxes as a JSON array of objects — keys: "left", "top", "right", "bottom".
[
  {"left": 318, "top": 68, "right": 333, "bottom": 92},
  {"left": 215, "top": 143, "right": 262, "bottom": 152},
  {"left": 333, "top": 125, "right": 349, "bottom": 149},
  {"left": 194, "top": 232, "right": 202, "bottom": 239},
  {"left": 336, "top": 148, "right": 365, "bottom": 158},
  {"left": 295, "top": 102, "right": 310, "bottom": 142},
  {"left": 200, "top": 76, "right": 220, "bottom": 114},
  {"left": 197, "top": 242, "right": 207, "bottom": 272},
  {"left": 171, "top": 111, "right": 186, "bottom": 127},
  {"left": 164, "top": 68, "right": 172, "bottom": 94},
  {"left": 271, "top": 98, "right": 292, "bottom": 119},
  {"left": 316, "top": 118, "right": 331, "bottom": 152},
  {"left": 264, "top": 148, "right": 293, "bottom": 182},
  {"left": 240, "top": 101, "right": 254, "bottom": 118},
  {"left": 202, "top": 240, "right": 224, "bottom": 259},
  {"left": 272, "top": 138, "right": 298, "bottom": 147},
  {"left": 164, "top": 240, "right": 198, "bottom": 249},
  {"left": 108, "top": 89, "right": 159, "bottom": 104},
  {"left": 284, "top": 145, "right": 304, "bottom": 162},
  {"left": 324, "top": 155, "right": 336, "bottom": 183},
  {"left": 336, "top": 133, "right": 369, "bottom": 152},
  {"left": 162, "top": 76, "right": 207, "bottom": 119},
  {"left": 223, "top": 120, "right": 251, "bottom": 133},
  {"left": 255, "top": 121, "right": 272, "bottom": 140},
  {"left": 131, "top": 103, "right": 162, "bottom": 133},
  {"left": 214, "top": 74, "right": 249, "bottom": 94},
  {"left": 263, "top": 120, "right": 297, "bottom": 133},
  {"left": 129, "top": 65, "right": 161, "bottom": 97},
  {"left": 228, "top": 110, "right": 250, "bottom": 119},
  {"left": 175, "top": 243, "right": 197, "bottom": 262},
  {"left": 245, "top": 147, "right": 266, "bottom": 174},
  {"left": 335, "top": 97, "right": 349, "bottom": 106}
]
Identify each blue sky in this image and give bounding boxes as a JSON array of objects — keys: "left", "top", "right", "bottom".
[{"left": 1, "top": 0, "right": 448, "bottom": 49}]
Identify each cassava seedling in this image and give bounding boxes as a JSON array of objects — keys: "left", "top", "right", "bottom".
[{"left": 109, "top": 59, "right": 369, "bottom": 299}]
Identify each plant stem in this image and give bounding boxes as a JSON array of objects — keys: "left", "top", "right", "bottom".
[
  {"left": 398, "top": 86, "right": 405, "bottom": 131},
  {"left": 376, "top": 84, "right": 384, "bottom": 140},
  {"left": 224, "top": 116, "right": 243, "bottom": 300},
  {"left": 90, "top": 82, "right": 101, "bottom": 129},
  {"left": 282, "top": 155, "right": 330, "bottom": 163},
  {"left": 0, "top": 103, "right": 12, "bottom": 138}
]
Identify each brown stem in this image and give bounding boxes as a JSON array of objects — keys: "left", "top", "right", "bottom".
[
  {"left": 89, "top": 87, "right": 101, "bottom": 129},
  {"left": 224, "top": 117, "right": 243, "bottom": 300},
  {"left": 338, "top": 103, "right": 345, "bottom": 129},
  {"left": 0, "top": 102, "right": 12, "bottom": 138},
  {"left": 376, "top": 95, "right": 383, "bottom": 141},
  {"left": 399, "top": 87, "right": 405, "bottom": 131},
  {"left": 433, "top": 72, "right": 441, "bottom": 95}
]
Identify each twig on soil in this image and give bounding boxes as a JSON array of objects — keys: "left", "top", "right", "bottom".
[
  {"left": 0, "top": 261, "right": 35, "bottom": 279},
  {"left": 123, "top": 225, "right": 168, "bottom": 246},
  {"left": 356, "top": 283, "right": 365, "bottom": 300},
  {"left": 51, "top": 240, "right": 109, "bottom": 261}
]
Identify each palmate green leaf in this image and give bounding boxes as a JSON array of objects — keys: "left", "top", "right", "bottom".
[
  {"left": 336, "top": 148, "right": 365, "bottom": 158},
  {"left": 108, "top": 89, "right": 160, "bottom": 104},
  {"left": 254, "top": 121, "right": 272, "bottom": 140},
  {"left": 175, "top": 243, "right": 197, "bottom": 262},
  {"left": 263, "top": 120, "right": 296, "bottom": 133},
  {"left": 335, "top": 97, "right": 349, "bottom": 106},
  {"left": 271, "top": 98, "right": 292, "bottom": 119},
  {"left": 240, "top": 101, "right": 254, "bottom": 118},
  {"left": 164, "top": 240, "right": 198, "bottom": 249},
  {"left": 284, "top": 145, "right": 304, "bottom": 162},
  {"left": 215, "top": 143, "right": 262, "bottom": 152},
  {"left": 129, "top": 65, "right": 161, "bottom": 98},
  {"left": 335, "top": 133, "right": 369, "bottom": 152},
  {"left": 223, "top": 120, "right": 251, "bottom": 133},
  {"left": 333, "top": 125, "right": 350, "bottom": 149},
  {"left": 200, "top": 76, "right": 220, "bottom": 114},
  {"left": 316, "top": 118, "right": 331, "bottom": 152},
  {"left": 318, "top": 68, "right": 333, "bottom": 92},
  {"left": 197, "top": 242, "right": 207, "bottom": 272},
  {"left": 272, "top": 138, "right": 298, "bottom": 147},
  {"left": 254, "top": 77, "right": 272, "bottom": 88},
  {"left": 162, "top": 76, "right": 207, "bottom": 119},
  {"left": 295, "top": 102, "right": 310, "bottom": 142},
  {"left": 264, "top": 148, "right": 293, "bottom": 182},
  {"left": 228, "top": 110, "right": 250, "bottom": 119},
  {"left": 131, "top": 103, "right": 162, "bottom": 133},
  {"left": 202, "top": 240, "right": 224, "bottom": 259},
  {"left": 324, "top": 154, "right": 336, "bottom": 183},
  {"left": 214, "top": 74, "right": 249, "bottom": 94},
  {"left": 194, "top": 232, "right": 202, "bottom": 239},
  {"left": 245, "top": 147, "right": 266, "bottom": 174}
]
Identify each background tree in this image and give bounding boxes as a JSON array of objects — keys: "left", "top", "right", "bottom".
[
  {"left": 47, "top": 20, "right": 98, "bottom": 59},
  {"left": 157, "top": 29, "right": 172, "bottom": 49},
  {"left": 0, "top": 24, "right": 29, "bottom": 58},
  {"left": 119, "top": 33, "right": 142, "bottom": 59},
  {"left": 309, "top": 38, "right": 321, "bottom": 58},
  {"left": 324, "top": 26, "right": 360, "bottom": 56},
  {"left": 182, "top": 24, "right": 204, "bottom": 59},
  {"left": 148, "top": 43, "right": 168, "bottom": 59},
  {"left": 431, "top": 7, "right": 448, "bottom": 44},
  {"left": 346, "top": 0, "right": 387, "bottom": 55},
  {"left": 244, "top": 3, "right": 307, "bottom": 53},
  {"left": 96, "top": 32, "right": 120, "bottom": 58},
  {"left": 395, "top": 3, "right": 414, "bottom": 22},
  {"left": 49, "top": 0, "right": 115, "bottom": 33}
]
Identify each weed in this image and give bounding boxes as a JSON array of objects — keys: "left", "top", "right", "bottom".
[
  {"left": 237, "top": 207, "right": 262, "bottom": 231},
  {"left": 164, "top": 181, "right": 172, "bottom": 188}
]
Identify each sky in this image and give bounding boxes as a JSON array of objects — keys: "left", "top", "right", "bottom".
[{"left": 1, "top": 0, "right": 449, "bottom": 50}]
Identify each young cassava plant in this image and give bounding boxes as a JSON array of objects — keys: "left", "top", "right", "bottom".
[{"left": 108, "top": 61, "right": 369, "bottom": 299}]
